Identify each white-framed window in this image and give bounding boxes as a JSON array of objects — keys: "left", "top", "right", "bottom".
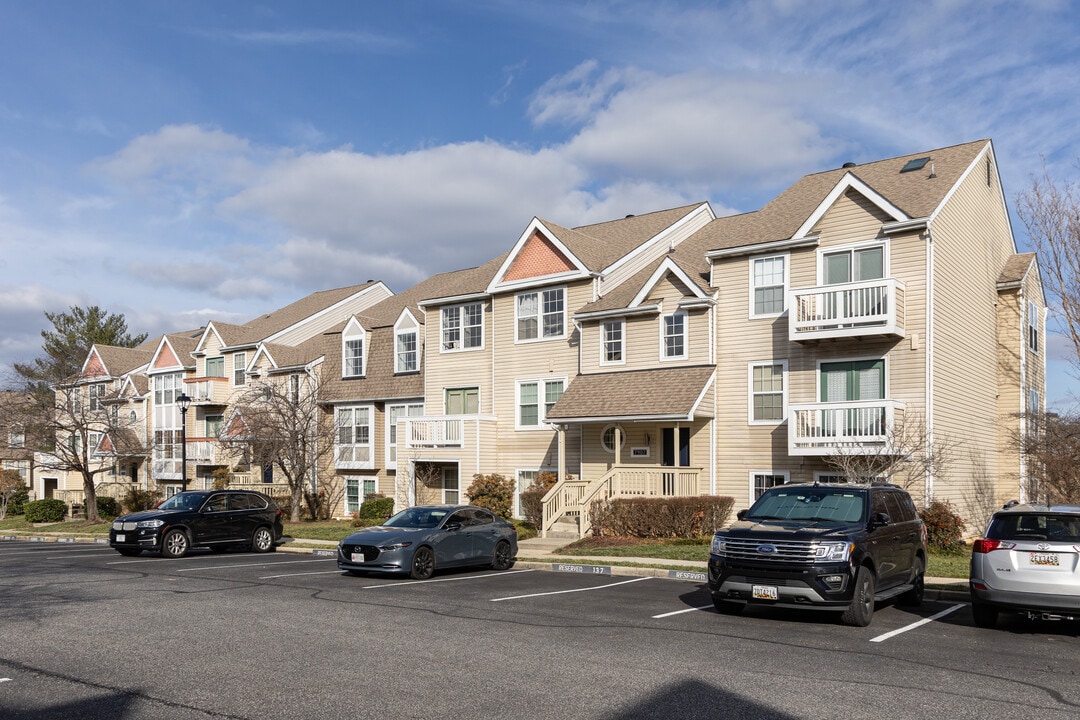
[
  {"left": 445, "top": 387, "right": 479, "bottom": 415},
  {"left": 516, "top": 378, "right": 565, "bottom": 429},
  {"left": 3, "top": 459, "right": 30, "bottom": 483},
  {"left": 1028, "top": 300, "right": 1040, "bottom": 354},
  {"left": 343, "top": 324, "right": 365, "bottom": 378},
  {"left": 442, "top": 302, "right": 484, "bottom": 351},
  {"left": 387, "top": 402, "right": 424, "bottom": 467},
  {"left": 820, "top": 243, "right": 885, "bottom": 285},
  {"left": 749, "top": 361, "right": 787, "bottom": 424},
  {"left": 88, "top": 432, "right": 102, "bottom": 456},
  {"left": 344, "top": 476, "right": 378, "bottom": 515},
  {"left": 1029, "top": 388, "right": 1040, "bottom": 415},
  {"left": 516, "top": 287, "right": 566, "bottom": 342},
  {"left": 288, "top": 374, "right": 301, "bottom": 404},
  {"left": 9, "top": 424, "right": 24, "bottom": 449},
  {"left": 205, "top": 414, "right": 224, "bottom": 438},
  {"left": 661, "top": 311, "right": 687, "bottom": 360},
  {"left": 233, "top": 353, "right": 246, "bottom": 386},
  {"left": 750, "top": 254, "right": 788, "bottom": 318},
  {"left": 335, "top": 405, "right": 373, "bottom": 469},
  {"left": 88, "top": 383, "right": 105, "bottom": 411},
  {"left": 396, "top": 330, "right": 418, "bottom": 373},
  {"left": 442, "top": 465, "right": 460, "bottom": 504},
  {"left": 750, "top": 471, "right": 789, "bottom": 501},
  {"left": 206, "top": 356, "right": 225, "bottom": 378},
  {"left": 515, "top": 467, "right": 555, "bottom": 518},
  {"left": 601, "top": 424, "right": 626, "bottom": 454},
  {"left": 601, "top": 319, "right": 624, "bottom": 365}
]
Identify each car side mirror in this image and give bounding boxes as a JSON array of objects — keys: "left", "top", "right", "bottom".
[
  {"left": 736, "top": 509, "right": 748, "bottom": 521},
  {"left": 869, "top": 512, "right": 891, "bottom": 530},
  {"left": 445, "top": 522, "right": 462, "bottom": 532}
]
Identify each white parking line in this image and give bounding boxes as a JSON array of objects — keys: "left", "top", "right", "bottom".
[
  {"left": 869, "top": 603, "right": 965, "bottom": 642},
  {"left": 45, "top": 553, "right": 119, "bottom": 559},
  {"left": 364, "top": 569, "right": 535, "bottom": 589},
  {"left": 652, "top": 604, "right": 715, "bottom": 618},
  {"left": 491, "top": 576, "right": 650, "bottom": 602},
  {"left": 177, "top": 559, "right": 332, "bottom": 572},
  {"left": 1, "top": 548, "right": 108, "bottom": 556},
  {"left": 260, "top": 570, "right": 347, "bottom": 579}
]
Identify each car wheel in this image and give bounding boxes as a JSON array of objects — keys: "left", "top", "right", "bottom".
[
  {"left": 491, "top": 540, "right": 514, "bottom": 571},
  {"left": 116, "top": 548, "right": 142, "bottom": 557},
  {"left": 251, "top": 526, "right": 275, "bottom": 553},
  {"left": 161, "top": 529, "right": 189, "bottom": 559},
  {"left": 410, "top": 546, "right": 435, "bottom": 580},
  {"left": 841, "top": 566, "right": 875, "bottom": 627},
  {"left": 898, "top": 557, "right": 925, "bottom": 607},
  {"left": 712, "top": 597, "right": 743, "bottom": 615},
  {"left": 971, "top": 601, "right": 999, "bottom": 629}
]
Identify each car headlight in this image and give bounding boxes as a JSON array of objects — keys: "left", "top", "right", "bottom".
[
  {"left": 136, "top": 519, "right": 164, "bottom": 529},
  {"left": 378, "top": 542, "right": 413, "bottom": 552},
  {"left": 710, "top": 535, "right": 727, "bottom": 556},
  {"left": 812, "top": 542, "right": 854, "bottom": 562}
]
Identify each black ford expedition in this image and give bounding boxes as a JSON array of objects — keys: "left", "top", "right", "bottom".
[{"left": 707, "top": 482, "right": 927, "bottom": 626}]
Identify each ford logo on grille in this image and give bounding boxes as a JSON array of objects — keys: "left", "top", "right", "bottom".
[{"left": 757, "top": 544, "right": 777, "bottom": 555}]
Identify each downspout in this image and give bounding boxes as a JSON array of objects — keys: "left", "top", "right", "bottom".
[
  {"left": 925, "top": 223, "right": 935, "bottom": 503},
  {"left": 710, "top": 291, "right": 718, "bottom": 495},
  {"left": 1017, "top": 290, "right": 1028, "bottom": 502}
]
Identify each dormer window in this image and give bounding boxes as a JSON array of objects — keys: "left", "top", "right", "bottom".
[
  {"left": 394, "top": 311, "right": 420, "bottom": 374},
  {"left": 342, "top": 320, "right": 366, "bottom": 377}
]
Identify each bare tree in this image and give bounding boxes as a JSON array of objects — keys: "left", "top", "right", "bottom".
[
  {"left": 1017, "top": 168, "right": 1080, "bottom": 374},
  {"left": 961, "top": 453, "right": 1007, "bottom": 535},
  {"left": 822, "top": 411, "right": 958, "bottom": 496},
  {"left": 1015, "top": 409, "right": 1080, "bottom": 504},
  {"left": 219, "top": 370, "right": 336, "bottom": 522}
]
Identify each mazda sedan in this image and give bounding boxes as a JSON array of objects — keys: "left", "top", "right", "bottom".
[{"left": 337, "top": 504, "right": 517, "bottom": 579}]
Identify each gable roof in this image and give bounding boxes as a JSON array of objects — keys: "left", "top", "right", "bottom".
[
  {"left": 80, "top": 344, "right": 154, "bottom": 381},
  {"left": 546, "top": 366, "right": 716, "bottom": 423}
]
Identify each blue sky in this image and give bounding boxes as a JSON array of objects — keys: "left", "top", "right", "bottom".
[{"left": 1, "top": 0, "right": 1078, "bottom": 407}]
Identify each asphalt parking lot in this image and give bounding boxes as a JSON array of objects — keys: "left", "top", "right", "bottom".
[{"left": 2, "top": 539, "right": 1079, "bottom": 720}]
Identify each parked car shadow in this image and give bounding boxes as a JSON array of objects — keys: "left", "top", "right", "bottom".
[{"left": 601, "top": 678, "right": 799, "bottom": 720}]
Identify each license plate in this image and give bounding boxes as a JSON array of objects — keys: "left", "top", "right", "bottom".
[
  {"left": 116, "top": 534, "right": 125, "bottom": 543},
  {"left": 1030, "top": 552, "right": 1059, "bottom": 566},
  {"left": 752, "top": 584, "right": 778, "bottom": 600},
  {"left": 351, "top": 553, "right": 365, "bottom": 563}
]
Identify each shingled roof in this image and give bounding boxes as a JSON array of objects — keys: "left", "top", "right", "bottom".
[{"left": 546, "top": 365, "right": 716, "bottom": 422}]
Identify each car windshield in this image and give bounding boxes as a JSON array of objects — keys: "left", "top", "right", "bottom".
[
  {"left": 988, "top": 513, "right": 1080, "bottom": 542},
  {"left": 746, "top": 488, "right": 865, "bottom": 523},
  {"left": 383, "top": 507, "right": 451, "bottom": 529},
  {"left": 156, "top": 493, "right": 206, "bottom": 512}
]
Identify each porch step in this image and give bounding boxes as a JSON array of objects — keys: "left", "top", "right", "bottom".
[{"left": 544, "top": 517, "right": 580, "bottom": 540}]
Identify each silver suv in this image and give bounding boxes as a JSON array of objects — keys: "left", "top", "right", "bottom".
[{"left": 969, "top": 503, "right": 1080, "bottom": 627}]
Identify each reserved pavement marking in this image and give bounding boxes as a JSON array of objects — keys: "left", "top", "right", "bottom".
[
  {"left": 870, "top": 603, "right": 966, "bottom": 643},
  {"left": 177, "top": 558, "right": 332, "bottom": 572},
  {"left": 492, "top": 576, "right": 650, "bottom": 602},
  {"left": 364, "top": 569, "right": 535, "bottom": 589},
  {"left": 652, "top": 604, "right": 715, "bottom": 618}
]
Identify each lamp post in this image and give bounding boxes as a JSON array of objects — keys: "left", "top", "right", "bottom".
[{"left": 176, "top": 392, "right": 191, "bottom": 492}]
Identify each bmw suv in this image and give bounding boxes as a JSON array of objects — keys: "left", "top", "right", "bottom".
[
  {"left": 707, "top": 482, "right": 927, "bottom": 627},
  {"left": 969, "top": 502, "right": 1080, "bottom": 627},
  {"left": 109, "top": 490, "right": 284, "bottom": 558}
]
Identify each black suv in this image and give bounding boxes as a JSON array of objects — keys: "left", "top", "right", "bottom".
[
  {"left": 109, "top": 490, "right": 284, "bottom": 558},
  {"left": 707, "top": 482, "right": 927, "bottom": 626}
]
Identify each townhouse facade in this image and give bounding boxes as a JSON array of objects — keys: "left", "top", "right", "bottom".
[{"left": 34, "top": 139, "right": 1045, "bottom": 537}]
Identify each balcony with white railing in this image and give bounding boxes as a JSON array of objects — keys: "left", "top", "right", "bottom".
[
  {"left": 788, "top": 278, "right": 905, "bottom": 342},
  {"left": 184, "top": 377, "right": 231, "bottom": 405},
  {"left": 399, "top": 415, "right": 498, "bottom": 464},
  {"left": 788, "top": 399, "right": 905, "bottom": 456}
]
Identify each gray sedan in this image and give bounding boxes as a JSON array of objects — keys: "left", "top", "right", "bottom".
[{"left": 337, "top": 504, "right": 518, "bottom": 580}]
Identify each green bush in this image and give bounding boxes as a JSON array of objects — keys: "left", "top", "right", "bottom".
[
  {"left": 24, "top": 498, "right": 68, "bottom": 523},
  {"left": 96, "top": 496, "right": 120, "bottom": 519},
  {"left": 920, "top": 499, "right": 966, "bottom": 551},
  {"left": 589, "top": 496, "right": 736, "bottom": 538},
  {"left": 519, "top": 471, "right": 560, "bottom": 528},
  {"left": 122, "top": 487, "right": 162, "bottom": 513},
  {"left": 466, "top": 473, "right": 514, "bottom": 518},
  {"left": 358, "top": 495, "right": 394, "bottom": 521},
  {"left": 7, "top": 484, "right": 30, "bottom": 516}
]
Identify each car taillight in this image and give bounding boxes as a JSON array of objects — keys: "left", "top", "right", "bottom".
[
  {"left": 276, "top": 509, "right": 282, "bottom": 519},
  {"left": 972, "top": 539, "right": 1016, "bottom": 553}
]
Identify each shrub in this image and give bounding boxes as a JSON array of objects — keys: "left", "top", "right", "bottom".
[
  {"left": 358, "top": 495, "right": 394, "bottom": 521},
  {"left": 920, "top": 499, "right": 966, "bottom": 551},
  {"left": 24, "top": 498, "right": 68, "bottom": 524},
  {"left": 519, "top": 471, "right": 561, "bottom": 529},
  {"left": 589, "top": 496, "right": 735, "bottom": 538},
  {"left": 122, "top": 487, "right": 162, "bottom": 513},
  {"left": 210, "top": 467, "right": 231, "bottom": 490},
  {"left": 466, "top": 473, "right": 514, "bottom": 518},
  {"left": 96, "top": 496, "right": 120, "bottom": 519}
]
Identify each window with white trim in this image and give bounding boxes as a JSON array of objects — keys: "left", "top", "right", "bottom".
[
  {"left": 9, "top": 424, "right": 24, "bottom": 449},
  {"left": 396, "top": 329, "right": 418, "bottom": 373},
  {"left": 343, "top": 328, "right": 364, "bottom": 378},
  {"left": 751, "top": 254, "right": 787, "bottom": 317},
  {"left": 517, "top": 378, "right": 565, "bottom": 428},
  {"left": 205, "top": 414, "right": 224, "bottom": 438},
  {"left": 749, "top": 362, "right": 786, "bottom": 424},
  {"left": 1028, "top": 300, "right": 1040, "bottom": 354},
  {"left": 602, "top": 319, "right": 624, "bottom": 365},
  {"left": 821, "top": 244, "right": 884, "bottom": 285},
  {"left": 233, "top": 353, "right": 246, "bottom": 386},
  {"left": 661, "top": 311, "right": 687, "bottom": 360},
  {"left": 516, "top": 287, "right": 565, "bottom": 341},
  {"left": 387, "top": 402, "right": 424, "bottom": 465},
  {"left": 751, "top": 472, "right": 788, "bottom": 501},
  {"left": 206, "top": 356, "right": 225, "bottom": 378},
  {"left": 442, "top": 466, "right": 460, "bottom": 504},
  {"left": 344, "top": 476, "right": 378, "bottom": 515},
  {"left": 442, "top": 302, "right": 483, "bottom": 351},
  {"left": 88, "top": 383, "right": 105, "bottom": 411},
  {"left": 335, "top": 406, "right": 373, "bottom": 468},
  {"left": 601, "top": 424, "right": 626, "bottom": 454}
]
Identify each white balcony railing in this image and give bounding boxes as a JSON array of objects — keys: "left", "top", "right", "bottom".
[
  {"left": 185, "top": 377, "right": 230, "bottom": 405},
  {"left": 186, "top": 439, "right": 216, "bottom": 462},
  {"left": 788, "top": 399, "right": 905, "bottom": 456},
  {"left": 404, "top": 416, "right": 466, "bottom": 448},
  {"left": 788, "top": 278, "right": 905, "bottom": 342}
]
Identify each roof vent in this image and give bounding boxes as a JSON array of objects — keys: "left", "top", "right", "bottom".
[
  {"left": 625, "top": 214, "right": 635, "bottom": 219},
  {"left": 842, "top": 162, "right": 856, "bottom": 168}
]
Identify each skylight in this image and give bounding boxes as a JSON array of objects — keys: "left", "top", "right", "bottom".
[{"left": 900, "top": 157, "right": 930, "bottom": 173}]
